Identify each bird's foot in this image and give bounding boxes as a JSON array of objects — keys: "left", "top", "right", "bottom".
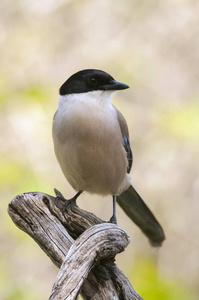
[
  {"left": 54, "top": 188, "right": 65, "bottom": 202},
  {"left": 54, "top": 188, "right": 77, "bottom": 212},
  {"left": 108, "top": 215, "right": 117, "bottom": 225},
  {"left": 62, "top": 197, "right": 77, "bottom": 212}
]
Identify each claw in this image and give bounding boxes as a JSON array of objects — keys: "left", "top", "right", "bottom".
[
  {"left": 62, "top": 197, "right": 77, "bottom": 212},
  {"left": 54, "top": 188, "right": 65, "bottom": 201},
  {"left": 109, "top": 215, "right": 117, "bottom": 224},
  {"left": 54, "top": 189, "right": 83, "bottom": 213}
]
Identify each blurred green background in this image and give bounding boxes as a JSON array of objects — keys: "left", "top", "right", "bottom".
[{"left": 1, "top": 0, "right": 199, "bottom": 299}]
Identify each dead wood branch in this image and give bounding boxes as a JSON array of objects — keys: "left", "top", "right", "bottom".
[
  {"left": 50, "top": 223, "right": 129, "bottom": 299},
  {"left": 8, "top": 192, "right": 143, "bottom": 300}
]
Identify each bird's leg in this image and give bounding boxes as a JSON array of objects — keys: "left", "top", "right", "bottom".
[
  {"left": 109, "top": 195, "right": 117, "bottom": 224},
  {"left": 54, "top": 188, "right": 83, "bottom": 212}
]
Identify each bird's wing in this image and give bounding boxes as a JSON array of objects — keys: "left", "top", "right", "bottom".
[{"left": 115, "top": 107, "right": 133, "bottom": 173}]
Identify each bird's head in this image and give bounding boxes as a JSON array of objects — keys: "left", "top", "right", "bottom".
[{"left": 59, "top": 69, "right": 129, "bottom": 96}]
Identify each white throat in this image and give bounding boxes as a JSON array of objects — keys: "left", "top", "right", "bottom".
[{"left": 58, "top": 90, "right": 114, "bottom": 110}]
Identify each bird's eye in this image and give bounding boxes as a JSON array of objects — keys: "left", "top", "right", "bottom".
[{"left": 89, "top": 77, "right": 97, "bottom": 86}]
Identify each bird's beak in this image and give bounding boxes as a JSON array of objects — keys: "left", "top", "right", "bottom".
[{"left": 102, "top": 80, "right": 129, "bottom": 91}]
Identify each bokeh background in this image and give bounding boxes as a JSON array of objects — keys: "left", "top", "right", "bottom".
[{"left": 1, "top": 0, "right": 199, "bottom": 299}]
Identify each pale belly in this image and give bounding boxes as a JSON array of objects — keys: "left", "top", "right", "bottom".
[{"left": 53, "top": 98, "right": 130, "bottom": 195}]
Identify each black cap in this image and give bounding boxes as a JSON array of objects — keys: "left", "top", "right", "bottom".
[{"left": 59, "top": 69, "right": 129, "bottom": 95}]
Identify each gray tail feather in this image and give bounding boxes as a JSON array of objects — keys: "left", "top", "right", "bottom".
[{"left": 117, "top": 185, "right": 165, "bottom": 246}]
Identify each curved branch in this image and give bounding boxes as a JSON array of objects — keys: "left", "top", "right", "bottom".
[
  {"left": 8, "top": 192, "right": 143, "bottom": 300},
  {"left": 50, "top": 223, "right": 129, "bottom": 299}
]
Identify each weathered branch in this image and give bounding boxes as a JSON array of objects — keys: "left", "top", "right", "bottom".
[
  {"left": 8, "top": 192, "right": 143, "bottom": 300},
  {"left": 50, "top": 224, "right": 129, "bottom": 299}
]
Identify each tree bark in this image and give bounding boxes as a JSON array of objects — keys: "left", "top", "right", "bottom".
[{"left": 8, "top": 191, "right": 143, "bottom": 300}]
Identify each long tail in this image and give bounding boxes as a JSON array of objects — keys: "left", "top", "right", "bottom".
[{"left": 117, "top": 185, "right": 165, "bottom": 246}]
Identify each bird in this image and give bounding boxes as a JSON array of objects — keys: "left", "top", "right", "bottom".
[{"left": 52, "top": 69, "right": 165, "bottom": 246}]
